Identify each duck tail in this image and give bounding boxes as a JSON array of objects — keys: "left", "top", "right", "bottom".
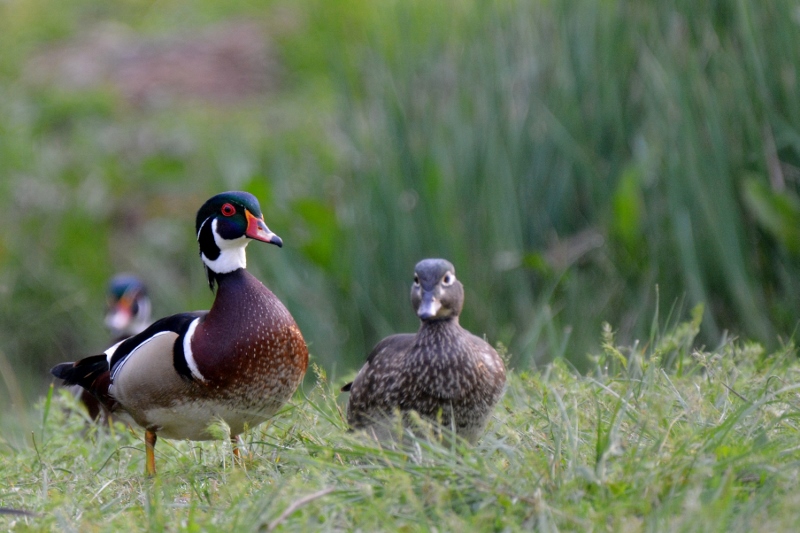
[{"left": 51, "top": 355, "right": 115, "bottom": 410}]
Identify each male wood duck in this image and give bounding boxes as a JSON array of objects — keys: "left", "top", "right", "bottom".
[
  {"left": 105, "top": 274, "right": 152, "bottom": 342},
  {"left": 72, "top": 274, "right": 153, "bottom": 421},
  {"left": 52, "top": 191, "right": 309, "bottom": 475},
  {"left": 342, "top": 258, "right": 506, "bottom": 443}
]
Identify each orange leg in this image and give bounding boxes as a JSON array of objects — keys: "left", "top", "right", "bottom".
[
  {"left": 231, "top": 433, "right": 241, "bottom": 459},
  {"left": 145, "top": 430, "right": 157, "bottom": 476}
]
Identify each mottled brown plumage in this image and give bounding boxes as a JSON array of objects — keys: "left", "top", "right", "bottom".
[{"left": 343, "top": 258, "right": 506, "bottom": 443}]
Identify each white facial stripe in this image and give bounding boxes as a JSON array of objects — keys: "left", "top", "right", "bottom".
[
  {"left": 110, "top": 331, "right": 174, "bottom": 381},
  {"left": 200, "top": 218, "right": 249, "bottom": 274},
  {"left": 182, "top": 317, "right": 207, "bottom": 382},
  {"left": 197, "top": 216, "right": 210, "bottom": 239}
]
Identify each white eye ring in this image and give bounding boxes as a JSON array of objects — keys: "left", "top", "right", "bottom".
[
  {"left": 413, "top": 274, "right": 420, "bottom": 286},
  {"left": 441, "top": 272, "right": 455, "bottom": 286}
]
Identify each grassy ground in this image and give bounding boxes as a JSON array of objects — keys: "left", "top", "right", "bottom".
[
  {"left": 3, "top": 317, "right": 800, "bottom": 531},
  {"left": 3, "top": 1, "right": 800, "bottom": 529}
]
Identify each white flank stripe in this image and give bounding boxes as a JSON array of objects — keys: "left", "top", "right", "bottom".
[
  {"left": 183, "top": 317, "right": 207, "bottom": 382},
  {"left": 110, "top": 331, "right": 174, "bottom": 381},
  {"left": 104, "top": 339, "right": 126, "bottom": 366}
]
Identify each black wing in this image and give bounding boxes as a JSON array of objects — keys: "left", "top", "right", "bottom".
[
  {"left": 109, "top": 311, "right": 208, "bottom": 381},
  {"left": 51, "top": 311, "right": 209, "bottom": 409}
]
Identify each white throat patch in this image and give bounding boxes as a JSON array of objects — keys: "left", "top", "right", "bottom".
[{"left": 200, "top": 218, "right": 249, "bottom": 274}]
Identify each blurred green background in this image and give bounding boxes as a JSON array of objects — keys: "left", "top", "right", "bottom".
[{"left": 2, "top": 0, "right": 800, "bottom": 415}]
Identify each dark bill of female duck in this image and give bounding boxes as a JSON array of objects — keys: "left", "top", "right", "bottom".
[{"left": 412, "top": 258, "right": 460, "bottom": 321}]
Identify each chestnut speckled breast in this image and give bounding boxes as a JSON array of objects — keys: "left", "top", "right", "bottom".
[{"left": 190, "top": 269, "right": 307, "bottom": 404}]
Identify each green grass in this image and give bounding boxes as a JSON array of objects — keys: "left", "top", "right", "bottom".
[
  {"left": 3, "top": 317, "right": 800, "bottom": 531},
  {"left": 3, "top": 0, "right": 800, "bottom": 404},
  {"left": 2, "top": 1, "right": 800, "bottom": 527}
]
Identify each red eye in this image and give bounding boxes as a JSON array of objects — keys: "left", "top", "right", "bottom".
[{"left": 221, "top": 203, "right": 236, "bottom": 217}]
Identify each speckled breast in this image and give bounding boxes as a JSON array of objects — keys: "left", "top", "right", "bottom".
[{"left": 190, "top": 270, "right": 309, "bottom": 418}]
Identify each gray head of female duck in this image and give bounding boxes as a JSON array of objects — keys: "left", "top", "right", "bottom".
[{"left": 410, "top": 258, "right": 464, "bottom": 322}]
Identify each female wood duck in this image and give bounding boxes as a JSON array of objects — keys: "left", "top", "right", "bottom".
[
  {"left": 342, "top": 258, "right": 506, "bottom": 444},
  {"left": 52, "top": 191, "right": 309, "bottom": 475},
  {"left": 73, "top": 274, "right": 153, "bottom": 421}
]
